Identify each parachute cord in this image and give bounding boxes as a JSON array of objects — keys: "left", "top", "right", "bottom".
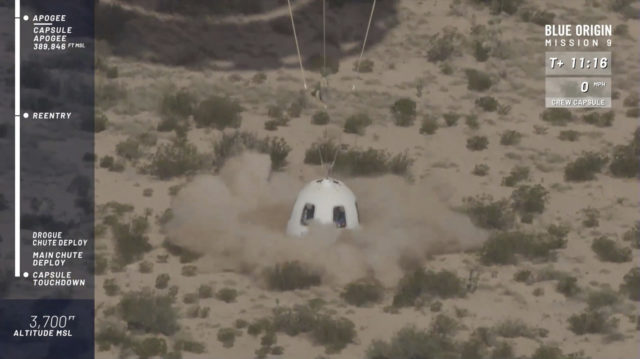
[
  {"left": 287, "top": 0, "right": 307, "bottom": 89},
  {"left": 353, "top": 0, "right": 377, "bottom": 90},
  {"left": 322, "top": 0, "right": 327, "bottom": 77}
]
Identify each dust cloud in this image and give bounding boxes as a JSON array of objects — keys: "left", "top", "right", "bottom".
[{"left": 165, "top": 153, "right": 487, "bottom": 286}]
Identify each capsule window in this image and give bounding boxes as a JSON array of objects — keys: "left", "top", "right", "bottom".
[
  {"left": 301, "top": 203, "right": 315, "bottom": 225},
  {"left": 333, "top": 206, "right": 346, "bottom": 228}
]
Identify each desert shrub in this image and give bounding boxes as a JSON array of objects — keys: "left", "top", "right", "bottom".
[
  {"left": 174, "top": 339, "right": 205, "bottom": 353},
  {"left": 502, "top": 166, "right": 530, "bottom": 187},
  {"left": 530, "top": 345, "right": 568, "bottom": 359},
  {"left": 104, "top": 278, "right": 120, "bottom": 296},
  {"left": 392, "top": 269, "right": 466, "bottom": 307},
  {"left": 99, "top": 155, "right": 124, "bottom": 172},
  {"left": 287, "top": 94, "right": 307, "bottom": 118},
  {"left": 159, "top": 89, "right": 195, "bottom": 120},
  {"left": 491, "top": 342, "right": 515, "bottom": 359},
  {"left": 110, "top": 216, "right": 151, "bottom": 265},
  {"left": 556, "top": 276, "right": 580, "bottom": 297},
  {"left": 465, "top": 69, "right": 492, "bottom": 91},
  {"left": 217, "top": 328, "right": 237, "bottom": 348},
  {"left": 472, "top": 164, "right": 490, "bottom": 176},
  {"left": 475, "top": 96, "right": 498, "bottom": 112},
  {"left": 466, "top": 136, "right": 489, "bottom": 151},
  {"left": 541, "top": 108, "right": 572, "bottom": 126},
  {"left": 464, "top": 195, "right": 515, "bottom": 230},
  {"left": 443, "top": 112, "right": 460, "bottom": 127},
  {"left": 581, "top": 207, "right": 600, "bottom": 228},
  {"left": 312, "top": 111, "right": 330, "bottom": 125},
  {"left": 391, "top": 98, "right": 417, "bottom": 126},
  {"left": 134, "top": 337, "right": 167, "bottom": 359},
  {"left": 216, "top": 288, "right": 238, "bottom": 303},
  {"left": 500, "top": 130, "right": 522, "bottom": 146},
  {"left": 420, "top": 115, "right": 439, "bottom": 135},
  {"left": 568, "top": 310, "right": 617, "bottom": 335},
  {"left": 365, "top": 317, "right": 459, "bottom": 359},
  {"left": 341, "top": 278, "right": 384, "bottom": 307},
  {"left": 198, "top": 284, "right": 213, "bottom": 299},
  {"left": 494, "top": 319, "right": 538, "bottom": 339},
  {"left": 582, "top": 111, "right": 614, "bottom": 127},
  {"left": 564, "top": 152, "right": 608, "bottom": 181},
  {"left": 115, "top": 138, "right": 142, "bottom": 161},
  {"left": 587, "top": 288, "right": 619, "bottom": 309},
  {"left": 213, "top": 131, "right": 291, "bottom": 171},
  {"left": 591, "top": 237, "right": 631, "bottom": 263},
  {"left": 304, "top": 140, "right": 412, "bottom": 177},
  {"left": 307, "top": 54, "right": 339, "bottom": 75},
  {"left": 472, "top": 39, "right": 490, "bottom": 62},
  {"left": 148, "top": 139, "right": 203, "bottom": 179},
  {"left": 480, "top": 230, "right": 567, "bottom": 265},
  {"left": 521, "top": 8, "right": 556, "bottom": 26},
  {"left": 465, "top": 114, "right": 480, "bottom": 129},
  {"left": 511, "top": 184, "right": 548, "bottom": 222},
  {"left": 119, "top": 290, "right": 178, "bottom": 335},
  {"left": 427, "top": 28, "right": 462, "bottom": 62},
  {"left": 558, "top": 130, "right": 580, "bottom": 141},
  {"left": 193, "top": 95, "right": 242, "bottom": 129},
  {"left": 155, "top": 274, "right": 170, "bottom": 289},
  {"left": 620, "top": 267, "right": 640, "bottom": 301},
  {"left": 312, "top": 315, "right": 356, "bottom": 353},
  {"left": 95, "top": 112, "right": 109, "bottom": 132},
  {"left": 626, "top": 107, "right": 640, "bottom": 118},
  {"left": 265, "top": 261, "right": 321, "bottom": 291},
  {"left": 355, "top": 59, "right": 375, "bottom": 73},
  {"left": 609, "top": 142, "right": 639, "bottom": 178},
  {"left": 181, "top": 265, "right": 197, "bottom": 277},
  {"left": 514, "top": 269, "right": 533, "bottom": 283},
  {"left": 344, "top": 113, "right": 372, "bottom": 135},
  {"left": 96, "top": 320, "right": 131, "bottom": 351},
  {"left": 623, "top": 223, "right": 640, "bottom": 249}
]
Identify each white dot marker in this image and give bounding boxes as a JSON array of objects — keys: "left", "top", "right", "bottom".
[
  {"left": 23, "top": 272, "right": 29, "bottom": 278},
  {"left": 23, "top": 113, "right": 29, "bottom": 119},
  {"left": 22, "top": 15, "right": 28, "bottom": 21}
]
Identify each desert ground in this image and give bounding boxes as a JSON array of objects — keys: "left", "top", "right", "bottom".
[{"left": 93, "top": 0, "right": 639, "bottom": 358}]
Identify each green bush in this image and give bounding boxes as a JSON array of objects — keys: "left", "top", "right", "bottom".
[
  {"left": 198, "top": 284, "right": 213, "bottom": 299},
  {"left": 212, "top": 131, "right": 291, "bottom": 171},
  {"left": 530, "top": 345, "right": 568, "bottom": 359},
  {"left": 95, "top": 112, "right": 109, "bottom": 132},
  {"left": 592, "top": 237, "right": 631, "bottom": 263},
  {"left": 392, "top": 269, "right": 466, "bottom": 307},
  {"left": 556, "top": 276, "right": 580, "bottom": 297},
  {"left": 558, "top": 130, "right": 580, "bottom": 142},
  {"left": 620, "top": 267, "right": 640, "bottom": 301},
  {"left": 341, "top": 279, "right": 384, "bottom": 307},
  {"left": 465, "top": 114, "right": 480, "bottom": 129},
  {"left": 582, "top": 207, "right": 600, "bottom": 228},
  {"left": 466, "top": 136, "right": 489, "bottom": 151},
  {"left": 443, "top": 112, "right": 460, "bottom": 127},
  {"left": 541, "top": 108, "right": 572, "bottom": 126},
  {"left": 427, "top": 28, "right": 462, "bottom": 62},
  {"left": 513, "top": 269, "right": 532, "bottom": 283},
  {"left": 475, "top": 96, "right": 498, "bottom": 112},
  {"left": 480, "top": 230, "right": 567, "bottom": 265},
  {"left": 265, "top": 261, "right": 321, "bottom": 291},
  {"left": 155, "top": 274, "right": 170, "bottom": 289},
  {"left": 134, "top": 337, "right": 167, "bottom": 359},
  {"left": 119, "top": 290, "right": 179, "bottom": 335},
  {"left": 104, "top": 278, "right": 120, "bottom": 296},
  {"left": 500, "top": 130, "right": 522, "bottom": 146},
  {"left": 344, "top": 113, "right": 372, "bottom": 135},
  {"left": 216, "top": 288, "right": 238, "bottom": 303},
  {"left": 420, "top": 115, "right": 439, "bottom": 135},
  {"left": 159, "top": 89, "right": 195, "bottom": 120},
  {"left": 355, "top": 59, "right": 375, "bottom": 73},
  {"left": 582, "top": 111, "right": 614, "bottom": 127},
  {"left": 510, "top": 184, "right": 548, "bottom": 222},
  {"left": 174, "top": 339, "right": 205, "bottom": 353},
  {"left": 193, "top": 95, "right": 242, "bottom": 129},
  {"left": 587, "top": 288, "right": 619, "bottom": 309},
  {"left": 464, "top": 195, "right": 514, "bottom": 230},
  {"left": 564, "top": 152, "right": 608, "bottom": 181},
  {"left": 110, "top": 216, "right": 151, "bottom": 265},
  {"left": 217, "top": 328, "right": 237, "bottom": 348},
  {"left": 312, "top": 315, "right": 356, "bottom": 353},
  {"left": 568, "top": 310, "right": 617, "bottom": 335},
  {"left": 609, "top": 142, "right": 639, "bottom": 178},
  {"left": 115, "top": 138, "right": 142, "bottom": 161},
  {"left": 148, "top": 139, "right": 203, "bottom": 179},
  {"left": 502, "top": 166, "right": 530, "bottom": 187},
  {"left": 472, "top": 164, "right": 489, "bottom": 176},
  {"left": 312, "top": 111, "right": 330, "bottom": 125},
  {"left": 303, "top": 140, "right": 412, "bottom": 177},
  {"left": 623, "top": 223, "right": 640, "bottom": 249},
  {"left": 493, "top": 319, "right": 538, "bottom": 338},
  {"left": 391, "top": 98, "right": 417, "bottom": 126},
  {"left": 465, "top": 69, "right": 492, "bottom": 91}
]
